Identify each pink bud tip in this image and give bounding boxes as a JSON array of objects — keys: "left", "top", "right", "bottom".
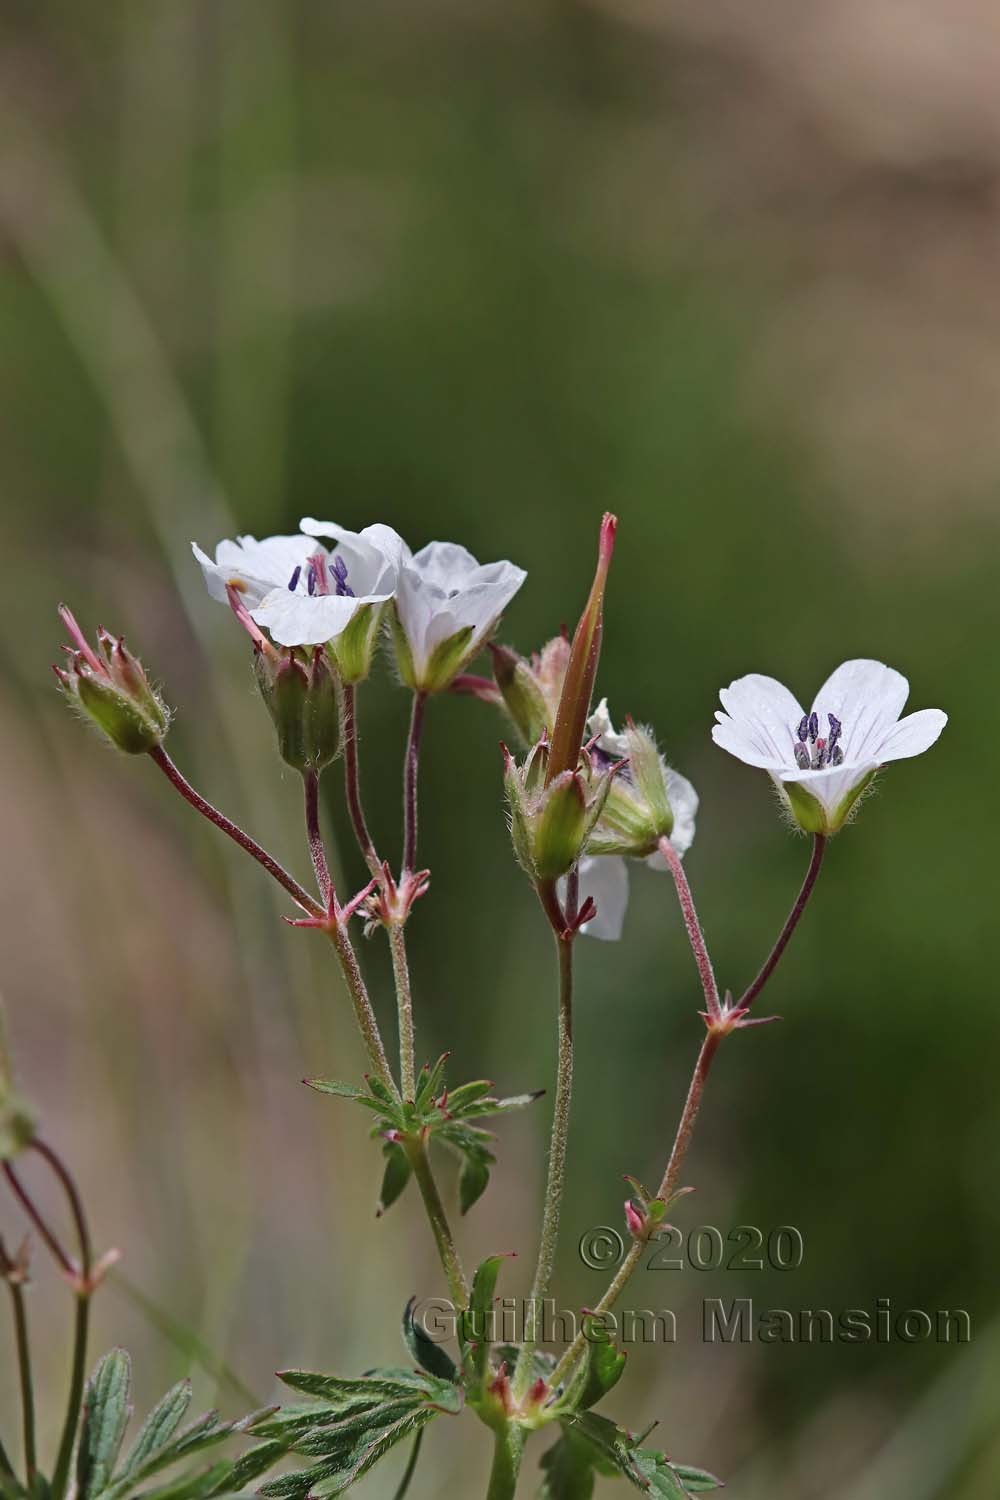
[{"left": 625, "top": 1200, "right": 646, "bottom": 1238}]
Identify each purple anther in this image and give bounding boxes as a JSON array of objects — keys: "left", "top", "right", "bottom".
[
  {"left": 807, "top": 711, "right": 819, "bottom": 743},
  {"left": 797, "top": 714, "right": 810, "bottom": 743},
  {"left": 288, "top": 564, "right": 302, "bottom": 592},
  {"left": 794, "top": 742, "right": 811, "bottom": 770},
  {"left": 332, "top": 554, "right": 355, "bottom": 598}
]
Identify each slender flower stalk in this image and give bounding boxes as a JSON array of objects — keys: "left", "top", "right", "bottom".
[
  {"left": 325, "top": 923, "right": 398, "bottom": 1101},
  {"left": 5, "top": 1142, "right": 95, "bottom": 1500},
  {"left": 387, "top": 925, "right": 417, "bottom": 1102},
  {"left": 0, "top": 1235, "right": 35, "bottom": 1484},
  {"left": 738, "top": 834, "right": 826, "bottom": 1011},
  {"left": 550, "top": 835, "right": 828, "bottom": 1390},
  {"left": 485, "top": 1428, "right": 522, "bottom": 1500},
  {"left": 513, "top": 918, "right": 575, "bottom": 1399},
  {"left": 404, "top": 1137, "right": 469, "bottom": 1308},
  {"left": 655, "top": 836, "right": 721, "bottom": 1020},
  {"left": 402, "top": 691, "right": 428, "bottom": 873},
  {"left": 149, "top": 746, "right": 323, "bottom": 918},
  {"left": 342, "top": 684, "right": 382, "bottom": 879},
  {"left": 303, "top": 771, "right": 333, "bottom": 908}
]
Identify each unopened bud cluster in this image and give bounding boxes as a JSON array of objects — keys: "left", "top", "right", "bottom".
[{"left": 55, "top": 607, "right": 169, "bottom": 755}]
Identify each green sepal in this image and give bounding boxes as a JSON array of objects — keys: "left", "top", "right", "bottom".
[
  {"left": 327, "top": 604, "right": 385, "bottom": 685},
  {"left": 781, "top": 780, "right": 829, "bottom": 835}
]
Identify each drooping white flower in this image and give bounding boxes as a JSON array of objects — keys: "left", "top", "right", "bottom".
[
  {"left": 392, "top": 541, "right": 527, "bottom": 693},
  {"left": 712, "top": 659, "right": 947, "bottom": 834},
  {"left": 192, "top": 520, "right": 406, "bottom": 680},
  {"left": 561, "top": 699, "right": 699, "bottom": 940}
]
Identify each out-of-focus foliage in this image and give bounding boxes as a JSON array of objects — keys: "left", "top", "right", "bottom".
[{"left": 0, "top": 1, "right": 997, "bottom": 1495}]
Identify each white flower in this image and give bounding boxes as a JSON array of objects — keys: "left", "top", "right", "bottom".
[
  {"left": 393, "top": 541, "right": 527, "bottom": 693},
  {"left": 712, "top": 658, "right": 947, "bottom": 834},
  {"left": 561, "top": 699, "right": 700, "bottom": 940},
  {"left": 192, "top": 520, "right": 407, "bottom": 680}
]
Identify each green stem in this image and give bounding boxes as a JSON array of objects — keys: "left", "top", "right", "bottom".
[
  {"left": 1, "top": 1238, "right": 36, "bottom": 1485},
  {"left": 405, "top": 1138, "right": 469, "bottom": 1308},
  {"left": 402, "top": 692, "right": 427, "bottom": 873},
  {"left": 303, "top": 771, "right": 333, "bottom": 908},
  {"left": 31, "top": 1141, "right": 93, "bottom": 1500},
  {"left": 485, "top": 1425, "right": 522, "bottom": 1500},
  {"left": 513, "top": 926, "right": 574, "bottom": 1400},
  {"left": 51, "top": 1295, "right": 89, "bottom": 1500},
  {"left": 387, "top": 925, "right": 416, "bottom": 1102}
]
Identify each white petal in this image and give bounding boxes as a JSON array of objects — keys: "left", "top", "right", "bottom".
[
  {"left": 251, "top": 590, "right": 364, "bottom": 646},
  {"left": 573, "top": 856, "right": 630, "bottom": 942},
  {"left": 715, "top": 673, "right": 806, "bottom": 767},
  {"left": 300, "top": 517, "right": 410, "bottom": 581},
  {"left": 586, "top": 698, "right": 630, "bottom": 758},
  {"left": 395, "top": 550, "right": 526, "bottom": 675},
  {"left": 810, "top": 659, "right": 908, "bottom": 762},
  {"left": 876, "top": 707, "right": 947, "bottom": 763},
  {"left": 665, "top": 767, "right": 698, "bottom": 855},
  {"left": 192, "top": 534, "right": 315, "bottom": 608}
]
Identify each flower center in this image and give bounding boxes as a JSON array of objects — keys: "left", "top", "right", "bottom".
[
  {"left": 793, "top": 711, "right": 844, "bottom": 770},
  {"left": 287, "top": 554, "right": 355, "bottom": 598}
]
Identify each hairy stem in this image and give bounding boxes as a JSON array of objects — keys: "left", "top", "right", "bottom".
[
  {"left": 303, "top": 770, "right": 333, "bottom": 907},
  {"left": 404, "top": 1138, "right": 469, "bottom": 1308},
  {"left": 149, "top": 746, "right": 322, "bottom": 917},
  {"left": 402, "top": 691, "right": 427, "bottom": 873},
  {"left": 1, "top": 1238, "right": 35, "bottom": 1484},
  {"left": 485, "top": 1426, "right": 521, "bottom": 1500},
  {"left": 387, "top": 925, "right": 416, "bottom": 1102},
  {"left": 513, "top": 924, "right": 574, "bottom": 1399},
  {"left": 342, "top": 684, "right": 382, "bottom": 880},
  {"left": 738, "top": 834, "right": 826, "bottom": 1011},
  {"left": 656, "top": 837, "right": 720, "bottom": 1019},
  {"left": 325, "top": 924, "right": 398, "bottom": 1100}
]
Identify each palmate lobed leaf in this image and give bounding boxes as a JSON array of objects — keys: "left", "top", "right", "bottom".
[
  {"left": 119, "top": 1381, "right": 193, "bottom": 1480},
  {"left": 562, "top": 1413, "right": 724, "bottom": 1497}
]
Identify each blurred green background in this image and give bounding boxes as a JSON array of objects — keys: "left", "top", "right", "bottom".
[{"left": 1, "top": 1, "right": 997, "bottom": 1495}]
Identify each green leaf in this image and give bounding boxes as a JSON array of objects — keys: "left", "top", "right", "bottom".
[
  {"left": 538, "top": 1430, "right": 604, "bottom": 1498},
  {"left": 119, "top": 1381, "right": 193, "bottom": 1478},
  {"left": 456, "top": 1090, "right": 545, "bottom": 1119},
  {"left": 310, "top": 1408, "right": 436, "bottom": 1498},
  {"left": 668, "top": 1462, "right": 725, "bottom": 1492},
  {"left": 402, "top": 1297, "right": 459, "bottom": 1381},
  {"left": 437, "top": 1081, "right": 493, "bottom": 1114},
  {"left": 577, "top": 1330, "right": 627, "bottom": 1411},
  {"left": 377, "top": 1144, "right": 412, "bottom": 1216},
  {"left": 458, "top": 1153, "right": 491, "bottom": 1214},
  {"left": 76, "top": 1350, "right": 133, "bottom": 1500},
  {"left": 460, "top": 1254, "right": 508, "bottom": 1393},
  {"left": 277, "top": 1371, "right": 422, "bottom": 1402},
  {"left": 413, "top": 1054, "right": 449, "bottom": 1113},
  {"left": 304, "top": 1079, "right": 367, "bottom": 1101}
]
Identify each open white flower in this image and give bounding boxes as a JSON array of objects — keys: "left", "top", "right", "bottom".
[
  {"left": 192, "top": 520, "right": 406, "bottom": 680},
  {"left": 392, "top": 542, "right": 527, "bottom": 693},
  {"left": 712, "top": 659, "right": 947, "bottom": 834},
  {"left": 563, "top": 699, "right": 699, "bottom": 940}
]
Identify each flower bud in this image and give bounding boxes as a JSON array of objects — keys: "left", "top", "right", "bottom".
[
  {"left": 489, "top": 635, "right": 570, "bottom": 746},
  {"left": 585, "top": 701, "right": 699, "bottom": 860},
  {"left": 547, "top": 513, "right": 616, "bottom": 784},
  {"left": 254, "top": 644, "right": 343, "bottom": 773},
  {"left": 55, "top": 607, "right": 169, "bottom": 755},
  {"left": 504, "top": 744, "right": 614, "bottom": 882}
]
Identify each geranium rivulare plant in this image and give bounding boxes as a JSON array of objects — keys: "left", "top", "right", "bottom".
[{"left": 0, "top": 514, "right": 947, "bottom": 1499}]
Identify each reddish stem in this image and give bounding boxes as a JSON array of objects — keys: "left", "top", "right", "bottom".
[
  {"left": 148, "top": 746, "right": 322, "bottom": 918},
  {"left": 303, "top": 771, "right": 333, "bottom": 907},
  {"left": 402, "top": 691, "right": 427, "bottom": 873},
  {"left": 738, "top": 834, "right": 826, "bottom": 1012},
  {"left": 656, "top": 837, "right": 721, "bottom": 1020},
  {"left": 342, "top": 685, "right": 382, "bottom": 879}
]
